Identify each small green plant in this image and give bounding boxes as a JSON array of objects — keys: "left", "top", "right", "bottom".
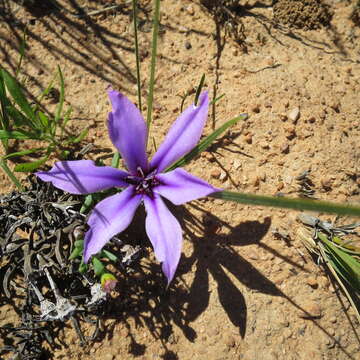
[
  {"left": 298, "top": 215, "right": 360, "bottom": 322},
  {"left": 69, "top": 239, "right": 118, "bottom": 292},
  {"left": 0, "top": 65, "right": 88, "bottom": 189}
]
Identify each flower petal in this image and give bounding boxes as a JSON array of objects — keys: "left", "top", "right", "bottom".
[
  {"left": 144, "top": 193, "right": 182, "bottom": 284},
  {"left": 84, "top": 186, "right": 142, "bottom": 262},
  {"left": 150, "top": 92, "right": 209, "bottom": 172},
  {"left": 36, "top": 160, "right": 129, "bottom": 194},
  {"left": 155, "top": 168, "right": 221, "bottom": 205},
  {"left": 108, "top": 90, "right": 148, "bottom": 175}
]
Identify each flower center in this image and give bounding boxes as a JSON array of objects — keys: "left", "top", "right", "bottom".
[{"left": 125, "top": 167, "right": 160, "bottom": 196}]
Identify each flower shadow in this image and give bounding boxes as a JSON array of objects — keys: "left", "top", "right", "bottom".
[{"left": 173, "top": 202, "right": 280, "bottom": 338}]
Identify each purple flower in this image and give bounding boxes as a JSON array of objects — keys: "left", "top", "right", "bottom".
[{"left": 36, "top": 90, "right": 220, "bottom": 283}]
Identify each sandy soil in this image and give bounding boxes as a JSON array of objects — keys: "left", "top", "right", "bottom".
[{"left": 0, "top": 0, "right": 360, "bottom": 359}]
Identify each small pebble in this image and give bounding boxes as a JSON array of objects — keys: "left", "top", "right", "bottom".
[
  {"left": 299, "top": 301, "right": 322, "bottom": 319},
  {"left": 219, "top": 171, "right": 227, "bottom": 181},
  {"left": 185, "top": 41, "right": 192, "bottom": 50},
  {"left": 251, "top": 104, "right": 261, "bottom": 113},
  {"left": 103, "top": 354, "right": 115, "bottom": 360},
  {"left": 233, "top": 159, "right": 241, "bottom": 170},
  {"left": 280, "top": 143, "right": 290, "bottom": 154},
  {"left": 211, "top": 169, "right": 221, "bottom": 179},
  {"left": 259, "top": 141, "right": 270, "bottom": 149},
  {"left": 330, "top": 101, "right": 340, "bottom": 113},
  {"left": 186, "top": 5, "right": 195, "bottom": 15},
  {"left": 288, "top": 107, "right": 300, "bottom": 123},
  {"left": 320, "top": 178, "right": 332, "bottom": 190},
  {"left": 306, "top": 276, "right": 318, "bottom": 288},
  {"left": 248, "top": 251, "right": 259, "bottom": 260},
  {"left": 279, "top": 113, "right": 288, "bottom": 121},
  {"left": 283, "top": 328, "right": 293, "bottom": 339},
  {"left": 225, "top": 336, "right": 236, "bottom": 348},
  {"left": 244, "top": 133, "right": 253, "bottom": 144},
  {"left": 308, "top": 116, "right": 316, "bottom": 123},
  {"left": 284, "top": 125, "right": 296, "bottom": 140}
]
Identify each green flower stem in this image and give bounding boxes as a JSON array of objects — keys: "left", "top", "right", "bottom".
[
  {"left": 211, "top": 190, "right": 360, "bottom": 217},
  {"left": 146, "top": 0, "right": 161, "bottom": 145}
]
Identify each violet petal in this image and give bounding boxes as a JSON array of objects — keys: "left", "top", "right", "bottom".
[
  {"left": 36, "top": 160, "right": 129, "bottom": 195},
  {"left": 155, "top": 168, "right": 221, "bottom": 205},
  {"left": 150, "top": 92, "right": 209, "bottom": 172},
  {"left": 84, "top": 186, "right": 142, "bottom": 262},
  {"left": 108, "top": 90, "right": 148, "bottom": 175},
  {"left": 144, "top": 193, "right": 182, "bottom": 284}
]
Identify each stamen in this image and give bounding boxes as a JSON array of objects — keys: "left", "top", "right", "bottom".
[{"left": 137, "top": 166, "right": 145, "bottom": 178}]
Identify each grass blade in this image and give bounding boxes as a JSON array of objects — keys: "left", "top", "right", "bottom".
[
  {"left": 14, "top": 155, "right": 49, "bottom": 172},
  {"left": 5, "top": 104, "right": 33, "bottom": 127},
  {"left": 38, "top": 111, "right": 49, "bottom": 129},
  {"left": 0, "top": 129, "right": 39, "bottom": 140},
  {"left": 15, "top": 29, "right": 27, "bottom": 79},
  {"left": 210, "top": 190, "right": 360, "bottom": 217},
  {"left": 0, "top": 71, "right": 11, "bottom": 131},
  {"left": 166, "top": 113, "right": 248, "bottom": 171},
  {"left": 54, "top": 65, "right": 65, "bottom": 124},
  {"left": 320, "top": 233, "right": 360, "bottom": 288},
  {"left": 1, "top": 68, "right": 37, "bottom": 126},
  {"left": 0, "top": 160, "right": 23, "bottom": 190},
  {"left": 3, "top": 147, "right": 45, "bottom": 160},
  {"left": 67, "top": 128, "right": 88, "bottom": 144}
]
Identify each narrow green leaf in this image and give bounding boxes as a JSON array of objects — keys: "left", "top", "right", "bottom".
[
  {"left": 74, "top": 240, "right": 84, "bottom": 249},
  {"left": 179, "top": 92, "right": 188, "bottom": 113},
  {"left": 1, "top": 68, "right": 36, "bottom": 125},
  {"left": 92, "top": 257, "right": 105, "bottom": 277},
  {"left": 0, "top": 160, "right": 23, "bottom": 190},
  {"left": 79, "top": 260, "right": 88, "bottom": 274},
  {"left": 320, "top": 233, "right": 360, "bottom": 289},
  {"left": 80, "top": 194, "right": 94, "bottom": 213},
  {"left": 210, "top": 93, "right": 225, "bottom": 105},
  {"left": 14, "top": 155, "right": 49, "bottom": 172},
  {"left": 0, "top": 71, "right": 11, "bottom": 130},
  {"left": 100, "top": 249, "right": 118, "bottom": 262},
  {"left": 38, "top": 111, "right": 49, "bottom": 129},
  {"left": 194, "top": 74, "right": 205, "bottom": 106},
  {"left": 111, "top": 152, "right": 120, "bottom": 168},
  {"left": 166, "top": 113, "right": 248, "bottom": 171},
  {"left": 69, "top": 128, "right": 88, "bottom": 144},
  {"left": 62, "top": 107, "right": 72, "bottom": 129},
  {"left": 37, "top": 73, "right": 56, "bottom": 104},
  {"left": 2, "top": 147, "right": 45, "bottom": 160},
  {"left": 5, "top": 104, "right": 33, "bottom": 127},
  {"left": 210, "top": 191, "right": 360, "bottom": 217},
  {"left": 69, "top": 246, "right": 83, "bottom": 260},
  {"left": 0, "top": 129, "right": 39, "bottom": 140},
  {"left": 55, "top": 65, "right": 65, "bottom": 123},
  {"left": 15, "top": 30, "right": 27, "bottom": 78}
]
